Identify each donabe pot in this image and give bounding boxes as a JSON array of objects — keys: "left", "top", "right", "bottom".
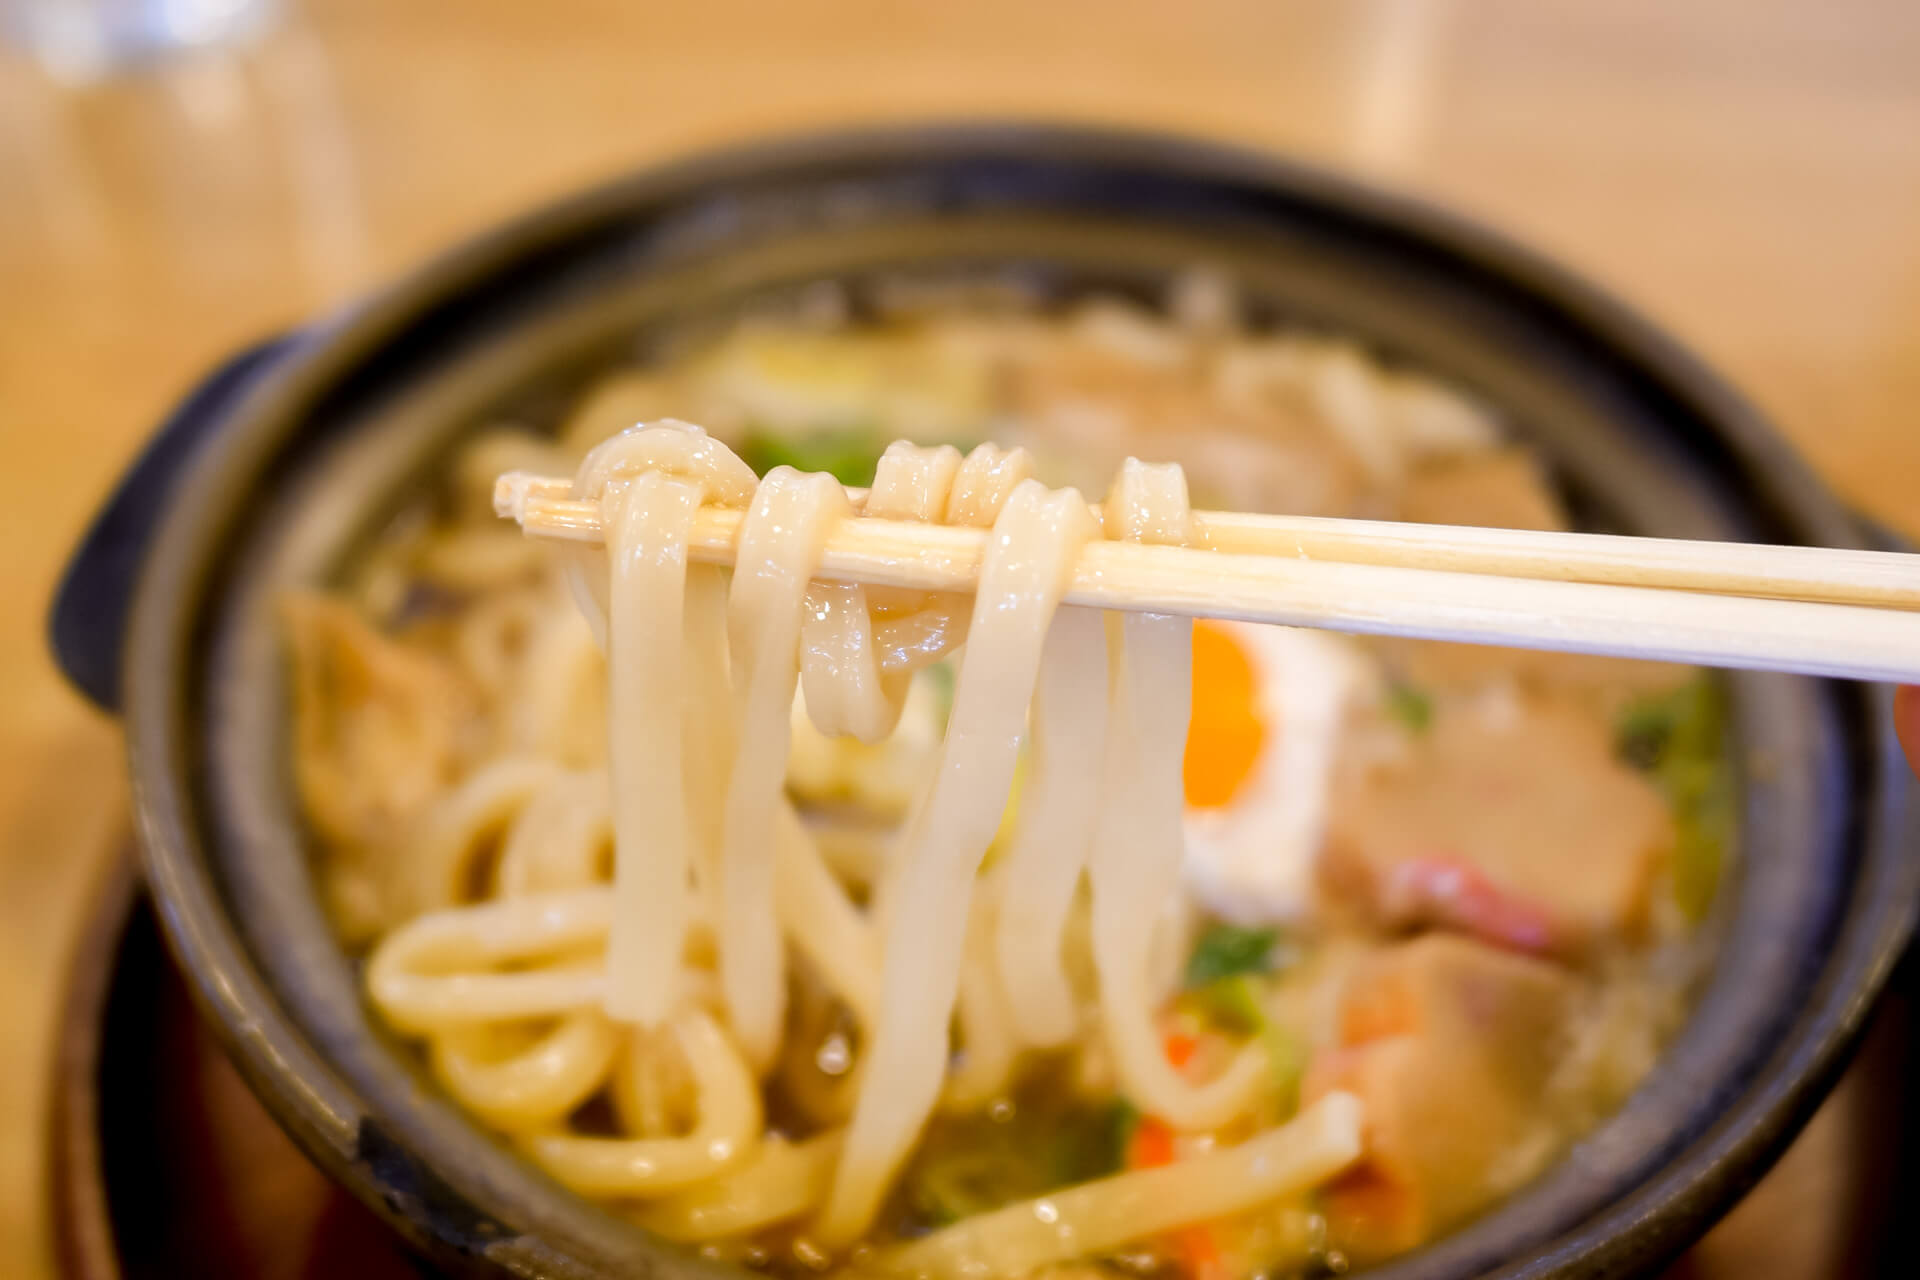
[{"left": 50, "top": 124, "right": 1920, "bottom": 1279}]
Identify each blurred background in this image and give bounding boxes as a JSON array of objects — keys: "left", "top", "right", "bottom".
[{"left": 2, "top": 1, "right": 1917, "bottom": 1276}]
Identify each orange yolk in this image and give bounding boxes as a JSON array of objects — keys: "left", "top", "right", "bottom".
[{"left": 1184, "top": 621, "right": 1267, "bottom": 809}]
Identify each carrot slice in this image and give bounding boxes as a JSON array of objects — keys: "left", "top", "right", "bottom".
[
  {"left": 1126, "top": 1116, "right": 1230, "bottom": 1280},
  {"left": 1177, "top": 1224, "right": 1230, "bottom": 1280},
  {"left": 1127, "top": 1116, "right": 1177, "bottom": 1169},
  {"left": 1163, "top": 1031, "right": 1201, "bottom": 1069}
]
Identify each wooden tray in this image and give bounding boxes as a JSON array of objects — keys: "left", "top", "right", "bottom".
[
  {"left": 47, "top": 859, "right": 420, "bottom": 1280},
  {"left": 47, "top": 857, "right": 1916, "bottom": 1278}
]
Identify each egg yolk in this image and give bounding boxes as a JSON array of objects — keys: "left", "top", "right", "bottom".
[{"left": 1184, "top": 621, "right": 1267, "bottom": 809}]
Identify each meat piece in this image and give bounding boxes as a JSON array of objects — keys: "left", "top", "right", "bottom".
[
  {"left": 1323, "top": 697, "right": 1673, "bottom": 953},
  {"left": 1005, "top": 323, "right": 1371, "bottom": 517},
  {"left": 1301, "top": 935, "right": 1575, "bottom": 1259},
  {"left": 1397, "top": 448, "right": 1567, "bottom": 532},
  {"left": 1375, "top": 636, "right": 1695, "bottom": 706},
  {"left": 1385, "top": 449, "right": 1694, "bottom": 701}
]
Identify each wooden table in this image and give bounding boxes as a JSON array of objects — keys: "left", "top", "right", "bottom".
[{"left": 2, "top": 1, "right": 1917, "bottom": 1275}]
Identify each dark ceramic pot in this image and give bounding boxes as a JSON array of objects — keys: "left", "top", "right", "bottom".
[{"left": 49, "top": 124, "right": 1920, "bottom": 1279}]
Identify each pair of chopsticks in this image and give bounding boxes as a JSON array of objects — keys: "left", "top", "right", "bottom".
[{"left": 494, "top": 472, "right": 1920, "bottom": 684}]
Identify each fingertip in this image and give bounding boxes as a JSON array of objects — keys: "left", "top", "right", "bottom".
[{"left": 1893, "top": 686, "right": 1920, "bottom": 777}]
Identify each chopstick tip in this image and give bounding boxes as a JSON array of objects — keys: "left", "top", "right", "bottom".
[{"left": 493, "top": 471, "right": 538, "bottom": 522}]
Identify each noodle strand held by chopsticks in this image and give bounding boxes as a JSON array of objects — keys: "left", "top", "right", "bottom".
[
  {"left": 722, "top": 468, "right": 854, "bottom": 1073},
  {"left": 577, "top": 422, "right": 757, "bottom": 1028},
  {"left": 775, "top": 802, "right": 883, "bottom": 1032},
  {"left": 679, "top": 565, "right": 736, "bottom": 923},
  {"left": 801, "top": 442, "right": 963, "bottom": 741},
  {"left": 600, "top": 470, "right": 706, "bottom": 1025},
  {"left": 1091, "top": 461, "right": 1269, "bottom": 1128},
  {"left": 944, "top": 874, "right": 1024, "bottom": 1109},
  {"left": 817, "top": 478, "right": 1099, "bottom": 1249},
  {"left": 992, "top": 604, "right": 1110, "bottom": 1047}
]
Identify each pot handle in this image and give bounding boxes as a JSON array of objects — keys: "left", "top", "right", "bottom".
[{"left": 49, "top": 335, "right": 300, "bottom": 713}]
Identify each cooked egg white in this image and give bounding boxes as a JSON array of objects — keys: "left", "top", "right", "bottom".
[
  {"left": 784, "top": 619, "right": 1365, "bottom": 931},
  {"left": 1181, "top": 620, "right": 1369, "bottom": 926}
]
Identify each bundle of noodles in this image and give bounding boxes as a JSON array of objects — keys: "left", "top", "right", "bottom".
[{"left": 360, "top": 420, "right": 1363, "bottom": 1275}]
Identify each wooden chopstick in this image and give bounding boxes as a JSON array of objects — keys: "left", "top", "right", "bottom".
[
  {"left": 499, "top": 473, "right": 1920, "bottom": 608},
  {"left": 495, "top": 472, "right": 1920, "bottom": 683}
]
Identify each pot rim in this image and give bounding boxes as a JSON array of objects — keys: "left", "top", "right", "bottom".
[{"left": 112, "top": 120, "right": 1919, "bottom": 1278}]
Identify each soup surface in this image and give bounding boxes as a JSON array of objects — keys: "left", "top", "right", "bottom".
[{"left": 287, "top": 279, "right": 1726, "bottom": 1277}]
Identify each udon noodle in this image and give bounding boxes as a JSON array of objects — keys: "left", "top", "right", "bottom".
[
  {"left": 367, "top": 419, "right": 1364, "bottom": 1268},
  {"left": 297, "top": 291, "right": 1718, "bottom": 1278}
]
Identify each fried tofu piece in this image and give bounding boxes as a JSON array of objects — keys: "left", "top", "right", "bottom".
[{"left": 283, "top": 591, "right": 474, "bottom": 852}]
